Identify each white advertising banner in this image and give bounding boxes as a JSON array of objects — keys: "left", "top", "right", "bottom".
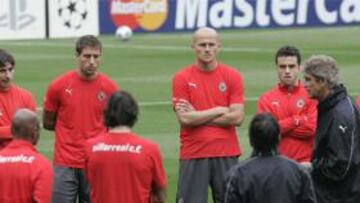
[
  {"left": 0, "top": 0, "right": 46, "bottom": 40},
  {"left": 48, "top": 0, "right": 99, "bottom": 38}
]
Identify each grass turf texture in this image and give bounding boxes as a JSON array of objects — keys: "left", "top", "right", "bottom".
[{"left": 1, "top": 26, "right": 360, "bottom": 202}]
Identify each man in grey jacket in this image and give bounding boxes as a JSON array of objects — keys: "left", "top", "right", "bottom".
[{"left": 304, "top": 55, "right": 360, "bottom": 203}]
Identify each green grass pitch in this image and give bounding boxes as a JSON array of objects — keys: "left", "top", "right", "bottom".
[{"left": 1, "top": 26, "right": 360, "bottom": 202}]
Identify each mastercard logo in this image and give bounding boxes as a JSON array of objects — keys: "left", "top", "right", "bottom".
[{"left": 109, "top": 0, "right": 168, "bottom": 31}]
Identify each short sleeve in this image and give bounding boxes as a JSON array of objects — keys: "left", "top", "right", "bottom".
[
  {"left": 102, "top": 76, "right": 120, "bottom": 94},
  {"left": 229, "top": 69, "right": 244, "bottom": 104},
  {"left": 150, "top": 144, "right": 167, "bottom": 189},
  {"left": 43, "top": 80, "right": 60, "bottom": 112},
  {"left": 172, "top": 72, "right": 189, "bottom": 107},
  {"left": 33, "top": 158, "right": 53, "bottom": 203}
]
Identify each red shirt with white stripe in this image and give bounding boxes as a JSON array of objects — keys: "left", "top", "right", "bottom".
[
  {"left": 257, "top": 82, "right": 317, "bottom": 162},
  {"left": 85, "top": 132, "right": 167, "bottom": 203},
  {"left": 0, "top": 140, "right": 53, "bottom": 203},
  {"left": 0, "top": 85, "right": 36, "bottom": 149},
  {"left": 172, "top": 63, "right": 244, "bottom": 159},
  {"left": 44, "top": 71, "right": 119, "bottom": 168}
]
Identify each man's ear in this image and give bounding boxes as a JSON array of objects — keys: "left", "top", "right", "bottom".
[{"left": 29, "top": 124, "right": 39, "bottom": 145}]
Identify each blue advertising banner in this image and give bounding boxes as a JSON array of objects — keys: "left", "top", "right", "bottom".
[{"left": 99, "top": 0, "right": 360, "bottom": 33}]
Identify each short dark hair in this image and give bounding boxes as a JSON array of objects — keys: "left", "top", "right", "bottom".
[
  {"left": 0, "top": 49, "right": 15, "bottom": 68},
  {"left": 104, "top": 91, "right": 139, "bottom": 128},
  {"left": 275, "top": 46, "right": 301, "bottom": 65},
  {"left": 75, "top": 35, "right": 102, "bottom": 56},
  {"left": 249, "top": 113, "right": 280, "bottom": 152}
]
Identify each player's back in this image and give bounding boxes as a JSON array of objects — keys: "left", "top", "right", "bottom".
[
  {"left": 0, "top": 140, "right": 52, "bottom": 203},
  {"left": 85, "top": 132, "right": 166, "bottom": 203},
  {"left": 224, "top": 154, "right": 315, "bottom": 203}
]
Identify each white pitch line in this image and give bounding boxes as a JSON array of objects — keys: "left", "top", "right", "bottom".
[
  {"left": 2, "top": 41, "right": 360, "bottom": 55},
  {"left": 2, "top": 41, "right": 269, "bottom": 53},
  {"left": 34, "top": 92, "right": 359, "bottom": 111},
  {"left": 35, "top": 97, "right": 258, "bottom": 111},
  {"left": 136, "top": 96, "right": 261, "bottom": 106}
]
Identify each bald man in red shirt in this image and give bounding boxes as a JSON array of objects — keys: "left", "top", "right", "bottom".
[
  {"left": 172, "top": 27, "right": 245, "bottom": 203},
  {"left": 0, "top": 109, "right": 53, "bottom": 203},
  {"left": 0, "top": 49, "right": 36, "bottom": 150},
  {"left": 257, "top": 46, "right": 317, "bottom": 163}
]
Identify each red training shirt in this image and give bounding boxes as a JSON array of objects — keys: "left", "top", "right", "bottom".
[
  {"left": 85, "top": 132, "right": 167, "bottom": 203},
  {"left": 44, "top": 71, "right": 119, "bottom": 168},
  {"left": 172, "top": 63, "right": 244, "bottom": 159},
  {"left": 0, "top": 85, "right": 36, "bottom": 149},
  {"left": 357, "top": 95, "right": 360, "bottom": 107},
  {"left": 257, "top": 82, "right": 317, "bottom": 162},
  {"left": 0, "top": 140, "right": 53, "bottom": 203}
]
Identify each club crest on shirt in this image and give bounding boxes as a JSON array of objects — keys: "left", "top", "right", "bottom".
[
  {"left": 271, "top": 100, "right": 280, "bottom": 107},
  {"left": 188, "top": 82, "right": 197, "bottom": 89},
  {"left": 97, "top": 91, "right": 107, "bottom": 101},
  {"left": 218, "top": 82, "right": 227, "bottom": 92},
  {"left": 296, "top": 99, "right": 305, "bottom": 108}
]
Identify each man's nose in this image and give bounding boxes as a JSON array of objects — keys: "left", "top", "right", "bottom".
[
  {"left": 285, "top": 66, "right": 291, "bottom": 73},
  {"left": 89, "top": 56, "right": 96, "bottom": 64},
  {"left": 205, "top": 45, "right": 211, "bottom": 51}
]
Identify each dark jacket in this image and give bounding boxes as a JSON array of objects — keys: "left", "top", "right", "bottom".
[
  {"left": 311, "top": 85, "right": 360, "bottom": 203},
  {"left": 223, "top": 151, "right": 316, "bottom": 203}
]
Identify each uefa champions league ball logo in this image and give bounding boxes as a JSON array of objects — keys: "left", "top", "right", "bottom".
[{"left": 57, "top": 0, "right": 88, "bottom": 30}]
